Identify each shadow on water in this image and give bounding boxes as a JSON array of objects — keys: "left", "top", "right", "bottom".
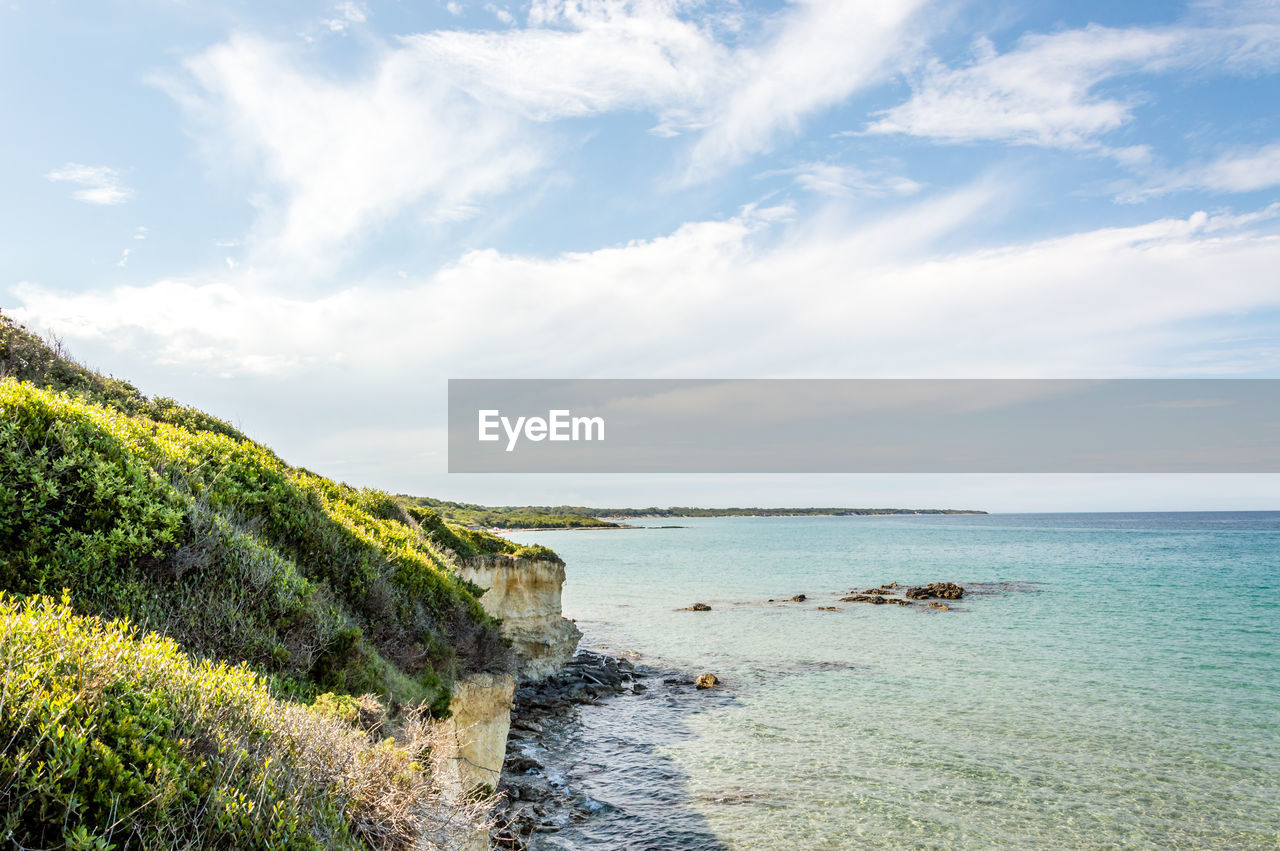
[{"left": 527, "top": 667, "right": 735, "bottom": 850}]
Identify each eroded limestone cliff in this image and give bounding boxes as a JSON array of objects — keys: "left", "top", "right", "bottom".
[{"left": 458, "top": 555, "right": 583, "bottom": 682}]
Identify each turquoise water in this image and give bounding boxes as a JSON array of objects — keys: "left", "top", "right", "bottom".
[{"left": 511, "top": 513, "right": 1280, "bottom": 849}]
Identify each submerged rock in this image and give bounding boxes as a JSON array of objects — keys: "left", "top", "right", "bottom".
[
  {"left": 904, "top": 582, "right": 964, "bottom": 600},
  {"left": 788, "top": 594, "right": 807, "bottom": 602},
  {"left": 817, "top": 606, "right": 840, "bottom": 611},
  {"left": 681, "top": 602, "right": 713, "bottom": 611},
  {"left": 697, "top": 788, "right": 773, "bottom": 805},
  {"left": 839, "top": 593, "right": 887, "bottom": 604},
  {"left": 695, "top": 673, "right": 719, "bottom": 689}
]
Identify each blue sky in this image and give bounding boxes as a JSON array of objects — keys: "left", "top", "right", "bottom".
[{"left": 4, "top": 0, "right": 1280, "bottom": 510}]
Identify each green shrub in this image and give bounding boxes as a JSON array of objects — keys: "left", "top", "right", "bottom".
[
  {"left": 0, "top": 593, "right": 494, "bottom": 850},
  {"left": 511, "top": 544, "right": 563, "bottom": 563},
  {"left": 0, "top": 383, "right": 185, "bottom": 601}
]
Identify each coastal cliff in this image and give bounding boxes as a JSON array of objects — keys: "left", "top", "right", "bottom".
[
  {"left": 0, "top": 317, "right": 583, "bottom": 849},
  {"left": 458, "top": 555, "right": 583, "bottom": 682},
  {"left": 441, "top": 554, "right": 582, "bottom": 846}
]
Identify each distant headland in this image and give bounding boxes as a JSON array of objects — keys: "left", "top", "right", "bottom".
[{"left": 398, "top": 497, "right": 987, "bottom": 530}]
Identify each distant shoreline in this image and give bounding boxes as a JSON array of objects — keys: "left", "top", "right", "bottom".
[
  {"left": 597, "top": 510, "right": 988, "bottom": 519},
  {"left": 489, "top": 510, "right": 990, "bottom": 533}
]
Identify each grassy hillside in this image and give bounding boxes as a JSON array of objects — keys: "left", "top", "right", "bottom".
[{"left": 0, "top": 315, "right": 541, "bottom": 846}]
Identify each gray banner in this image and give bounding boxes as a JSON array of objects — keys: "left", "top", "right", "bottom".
[{"left": 447, "top": 379, "right": 1280, "bottom": 473}]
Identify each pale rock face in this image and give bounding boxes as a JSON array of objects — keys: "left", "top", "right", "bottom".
[
  {"left": 458, "top": 556, "right": 582, "bottom": 682},
  {"left": 436, "top": 671, "right": 515, "bottom": 851},
  {"left": 438, "top": 671, "right": 515, "bottom": 797}
]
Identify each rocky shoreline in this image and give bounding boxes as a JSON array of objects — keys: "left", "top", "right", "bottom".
[
  {"left": 492, "top": 649, "right": 723, "bottom": 848},
  {"left": 492, "top": 651, "right": 652, "bottom": 847}
]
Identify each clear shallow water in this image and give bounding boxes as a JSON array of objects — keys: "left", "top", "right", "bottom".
[{"left": 511, "top": 513, "right": 1280, "bottom": 849}]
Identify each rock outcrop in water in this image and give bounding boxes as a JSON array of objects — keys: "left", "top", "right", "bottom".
[
  {"left": 679, "top": 602, "right": 712, "bottom": 611},
  {"left": 838, "top": 582, "right": 964, "bottom": 607},
  {"left": 905, "top": 582, "right": 964, "bottom": 600},
  {"left": 458, "top": 555, "right": 583, "bottom": 682}
]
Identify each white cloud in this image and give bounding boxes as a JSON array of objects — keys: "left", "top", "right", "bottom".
[
  {"left": 116, "top": 248, "right": 130, "bottom": 268},
  {"left": 161, "top": 34, "right": 543, "bottom": 268},
  {"left": 46, "top": 163, "right": 134, "bottom": 205},
  {"left": 14, "top": 193, "right": 1280, "bottom": 385},
  {"left": 446, "top": 2, "right": 464, "bottom": 16},
  {"left": 782, "top": 162, "right": 923, "bottom": 198},
  {"left": 866, "top": 27, "right": 1181, "bottom": 149},
  {"left": 687, "top": 0, "right": 933, "bottom": 173},
  {"left": 134, "top": 226, "right": 148, "bottom": 240},
  {"left": 338, "top": 1, "right": 366, "bottom": 23},
  {"left": 867, "top": 12, "right": 1280, "bottom": 150},
  {"left": 484, "top": 3, "right": 514, "bottom": 26},
  {"left": 403, "top": 1, "right": 734, "bottom": 126},
  {"left": 322, "top": 1, "right": 367, "bottom": 33},
  {"left": 407, "top": 0, "right": 933, "bottom": 169},
  {"left": 1121, "top": 140, "right": 1280, "bottom": 200},
  {"left": 148, "top": 0, "right": 964, "bottom": 267}
]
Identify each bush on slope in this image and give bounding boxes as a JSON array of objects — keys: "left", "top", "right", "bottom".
[{"left": 0, "top": 593, "right": 493, "bottom": 850}]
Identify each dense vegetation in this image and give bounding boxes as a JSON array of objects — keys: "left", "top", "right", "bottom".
[
  {"left": 0, "top": 315, "right": 562, "bottom": 703},
  {"left": 0, "top": 315, "right": 552, "bottom": 847},
  {"left": 0, "top": 593, "right": 491, "bottom": 850}
]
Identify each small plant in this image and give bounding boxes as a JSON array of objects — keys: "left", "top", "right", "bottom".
[{"left": 511, "top": 544, "right": 563, "bottom": 563}]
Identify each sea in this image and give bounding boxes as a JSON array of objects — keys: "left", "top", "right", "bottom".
[{"left": 506, "top": 512, "right": 1280, "bottom": 849}]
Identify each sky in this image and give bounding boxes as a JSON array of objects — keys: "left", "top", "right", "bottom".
[{"left": 4, "top": 0, "right": 1280, "bottom": 511}]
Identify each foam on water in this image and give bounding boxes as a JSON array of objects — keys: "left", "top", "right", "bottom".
[{"left": 512, "top": 513, "right": 1280, "bottom": 848}]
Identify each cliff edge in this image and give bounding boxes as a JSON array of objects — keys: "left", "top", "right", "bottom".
[{"left": 458, "top": 554, "right": 583, "bottom": 682}]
